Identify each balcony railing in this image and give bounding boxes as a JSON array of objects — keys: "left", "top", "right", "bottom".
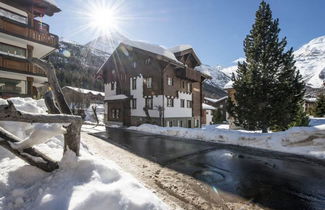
[
  {"left": 0, "top": 17, "right": 58, "bottom": 48},
  {"left": 0, "top": 55, "right": 47, "bottom": 77}
]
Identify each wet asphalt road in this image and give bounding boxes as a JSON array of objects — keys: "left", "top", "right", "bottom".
[{"left": 92, "top": 128, "right": 325, "bottom": 210}]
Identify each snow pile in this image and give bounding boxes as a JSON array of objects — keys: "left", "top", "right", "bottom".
[
  {"left": 0, "top": 98, "right": 167, "bottom": 210},
  {"left": 310, "top": 118, "right": 325, "bottom": 127},
  {"left": 129, "top": 124, "right": 325, "bottom": 159}
]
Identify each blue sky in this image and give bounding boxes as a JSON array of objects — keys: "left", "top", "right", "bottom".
[{"left": 45, "top": 0, "right": 325, "bottom": 67}]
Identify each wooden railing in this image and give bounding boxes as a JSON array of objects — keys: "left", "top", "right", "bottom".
[
  {"left": 0, "top": 17, "right": 58, "bottom": 48},
  {"left": 0, "top": 55, "right": 47, "bottom": 77}
]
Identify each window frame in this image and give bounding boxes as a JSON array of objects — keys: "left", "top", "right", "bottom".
[
  {"left": 131, "top": 99, "right": 137, "bottom": 109},
  {"left": 180, "top": 99, "right": 185, "bottom": 108},
  {"left": 145, "top": 97, "right": 153, "bottom": 109},
  {"left": 132, "top": 78, "right": 137, "bottom": 90},
  {"left": 145, "top": 77, "right": 152, "bottom": 88},
  {"left": 187, "top": 100, "right": 192, "bottom": 108},
  {"left": 167, "top": 98, "right": 174, "bottom": 107}
]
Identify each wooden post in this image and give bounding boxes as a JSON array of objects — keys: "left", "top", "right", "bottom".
[{"left": 29, "top": 58, "right": 81, "bottom": 156}]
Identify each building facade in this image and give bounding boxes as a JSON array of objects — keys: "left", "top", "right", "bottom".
[
  {"left": 98, "top": 41, "right": 209, "bottom": 128},
  {"left": 0, "top": 0, "right": 60, "bottom": 98}
]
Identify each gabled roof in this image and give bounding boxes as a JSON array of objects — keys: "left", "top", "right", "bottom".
[
  {"left": 202, "top": 103, "right": 216, "bottom": 110},
  {"left": 120, "top": 40, "right": 183, "bottom": 65},
  {"left": 169, "top": 45, "right": 202, "bottom": 66},
  {"left": 205, "top": 96, "right": 228, "bottom": 103}
]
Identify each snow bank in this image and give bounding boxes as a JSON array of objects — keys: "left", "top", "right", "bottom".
[
  {"left": 129, "top": 124, "right": 325, "bottom": 159},
  {"left": 0, "top": 98, "right": 167, "bottom": 210},
  {"left": 168, "top": 45, "right": 192, "bottom": 53}
]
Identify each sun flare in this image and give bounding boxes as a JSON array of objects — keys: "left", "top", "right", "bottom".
[{"left": 89, "top": 7, "right": 119, "bottom": 34}]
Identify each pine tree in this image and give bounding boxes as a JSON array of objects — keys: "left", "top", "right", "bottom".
[
  {"left": 229, "top": 1, "right": 305, "bottom": 133},
  {"left": 212, "top": 109, "right": 223, "bottom": 124},
  {"left": 315, "top": 93, "right": 325, "bottom": 117}
]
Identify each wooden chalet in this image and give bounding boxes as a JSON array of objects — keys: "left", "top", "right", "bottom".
[
  {"left": 97, "top": 41, "right": 210, "bottom": 128},
  {"left": 0, "top": 0, "right": 60, "bottom": 98}
]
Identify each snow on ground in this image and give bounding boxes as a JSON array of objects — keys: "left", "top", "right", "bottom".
[
  {"left": 0, "top": 98, "right": 167, "bottom": 210},
  {"left": 82, "top": 125, "right": 106, "bottom": 133},
  {"left": 129, "top": 122, "right": 325, "bottom": 160},
  {"left": 84, "top": 103, "right": 104, "bottom": 124}
]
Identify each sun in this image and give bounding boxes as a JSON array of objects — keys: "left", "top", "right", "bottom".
[{"left": 89, "top": 7, "right": 119, "bottom": 34}]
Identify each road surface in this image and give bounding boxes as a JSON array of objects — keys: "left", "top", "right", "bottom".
[{"left": 92, "top": 128, "right": 325, "bottom": 210}]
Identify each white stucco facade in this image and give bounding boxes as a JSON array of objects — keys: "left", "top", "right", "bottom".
[
  {"left": 130, "top": 75, "right": 162, "bottom": 118},
  {"left": 104, "top": 82, "right": 117, "bottom": 99},
  {"left": 164, "top": 92, "right": 193, "bottom": 118}
]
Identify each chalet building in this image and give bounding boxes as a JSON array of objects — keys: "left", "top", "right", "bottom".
[
  {"left": 97, "top": 40, "right": 210, "bottom": 128},
  {"left": 202, "top": 96, "right": 228, "bottom": 125},
  {"left": 0, "top": 0, "right": 60, "bottom": 98}
]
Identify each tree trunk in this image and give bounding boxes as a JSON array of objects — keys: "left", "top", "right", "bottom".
[
  {"left": 30, "top": 58, "right": 72, "bottom": 115},
  {"left": 92, "top": 105, "right": 99, "bottom": 125},
  {"left": 44, "top": 91, "right": 60, "bottom": 114}
]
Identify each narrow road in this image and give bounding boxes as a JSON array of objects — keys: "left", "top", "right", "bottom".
[{"left": 91, "top": 128, "right": 325, "bottom": 210}]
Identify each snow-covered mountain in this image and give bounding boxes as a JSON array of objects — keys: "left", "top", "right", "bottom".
[
  {"left": 215, "top": 35, "right": 325, "bottom": 89},
  {"left": 294, "top": 35, "right": 325, "bottom": 88},
  {"left": 85, "top": 32, "right": 130, "bottom": 55},
  {"left": 195, "top": 64, "right": 231, "bottom": 88}
]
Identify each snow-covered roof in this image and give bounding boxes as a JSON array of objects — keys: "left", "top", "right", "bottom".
[
  {"left": 224, "top": 81, "right": 234, "bottom": 89},
  {"left": 168, "top": 45, "right": 193, "bottom": 53},
  {"left": 121, "top": 40, "right": 182, "bottom": 65},
  {"left": 202, "top": 103, "right": 216, "bottom": 110},
  {"left": 304, "top": 97, "right": 317, "bottom": 103},
  {"left": 64, "top": 86, "right": 104, "bottom": 97},
  {"left": 105, "top": 95, "right": 128, "bottom": 101},
  {"left": 205, "top": 96, "right": 228, "bottom": 103},
  {"left": 44, "top": 0, "right": 59, "bottom": 7}
]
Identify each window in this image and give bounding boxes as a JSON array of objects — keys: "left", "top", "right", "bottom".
[
  {"left": 187, "top": 83, "right": 192, "bottom": 92},
  {"left": 0, "top": 8, "right": 28, "bottom": 24},
  {"left": 112, "top": 109, "right": 116, "bottom": 119},
  {"left": 195, "top": 119, "right": 199, "bottom": 128},
  {"left": 180, "top": 99, "right": 185, "bottom": 108},
  {"left": 111, "top": 109, "right": 120, "bottom": 119},
  {"left": 133, "top": 62, "right": 137, "bottom": 68},
  {"left": 167, "top": 98, "right": 174, "bottom": 107},
  {"left": 111, "top": 82, "right": 115, "bottom": 90},
  {"left": 116, "top": 109, "right": 120, "bottom": 119},
  {"left": 167, "top": 77, "right": 173, "bottom": 86},
  {"left": 182, "top": 81, "right": 186, "bottom": 89},
  {"left": 0, "top": 78, "right": 27, "bottom": 94},
  {"left": 187, "top": 100, "right": 192, "bottom": 108},
  {"left": 145, "top": 97, "right": 153, "bottom": 109},
  {"left": 131, "top": 99, "right": 137, "bottom": 109},
  {"left": 145, "top": 58, "right": 151, "bottom": 64},
  {"left": 178, "top": 120, "right": 183, "bottom": 127},
  {"left": 167, "top": 121, "right": 172, "bottom": 127},
  {"left": 132, "top": 78, "right": 137, "bottom": 90},
  {"left": 0, "top": 42, "right": 26, "bottom": 58},
  {"left": 145, "top": 77, "right": 152, "bottom": 88}
]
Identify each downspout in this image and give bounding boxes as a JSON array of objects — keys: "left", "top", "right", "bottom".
[{"left": 161, "top": 63, "right": 170, "bottom": 127}]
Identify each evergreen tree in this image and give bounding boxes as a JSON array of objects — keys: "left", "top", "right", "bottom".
[
  {"left": 212, "top": 109, "right": 223, "bottom": 124},
  {"left": 229, "top": 1, "right": 305, "bottom": 133},
  {"left": 314, "top": 93, "right": 325, "bottom": 117}
]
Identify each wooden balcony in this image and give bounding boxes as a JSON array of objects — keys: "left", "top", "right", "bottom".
[
  {"left": 0, "top": 17, "right": 58, "bottom": 48},
  {"left": 0, "top": 55, "right": 47, "bottom": 77},
  {"left": 175, "top": 67, "right": 205, "bottom": 82}
]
